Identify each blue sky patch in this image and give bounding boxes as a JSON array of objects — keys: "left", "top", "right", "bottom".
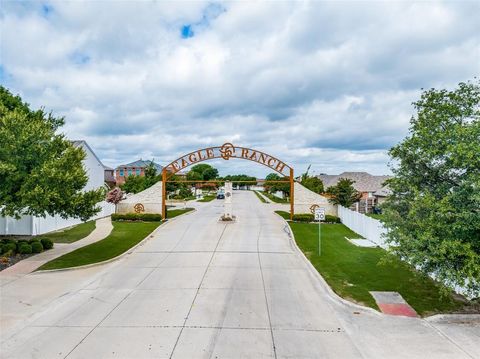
[
  {"left": 41, "top": 3, "right": 53, "bottom": 16},
  {"left": 70, "top": 52, "right": 90, "bottom": 65},
  {"left": 181, "top": 25, "right": 194, "bottom": 39}
]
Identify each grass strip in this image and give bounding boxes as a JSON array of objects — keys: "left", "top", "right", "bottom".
[
  {"left": 42, "top": 221, "right": 96, "bottom": 244},
  {"left": 197, "top": 195, "right": 216, "bottom": 202},
  {"left": 168, "top": 208, "right": 194, "bottom": 218},
  {"left": 253, "top": 190, "right": 268, "bottom": 203},
  {"left": 39, "top": 221, "right": 160, "bottom": 270},
  {"left": 276, "top": 210, "right": 464, "bottom": 316},
  {"left": 263, "top": 192, "right": 289, "bottom": 203}
]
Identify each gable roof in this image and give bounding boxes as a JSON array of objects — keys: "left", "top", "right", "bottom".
[
  {"left": 71, "top": 140, "right": 105, "bottom": 168},
  {"left": 317, "top": 172, "right": 391, "bottom": 192},
  {"left": 116, "top": 159, "right": 163, "bottom": 173}
]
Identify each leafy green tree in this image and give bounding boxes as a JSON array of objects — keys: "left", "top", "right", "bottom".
[
  {"left": 187, "top": 164, "right": 218, "bottom": 181},
  {"left": 326, "top": 178, "right": 361, "bottom": 207},
  {"left": 121, "top": 175, "right": 145, "bottom": 194},
  {"left": 382, "top": 80, "right": 480, "bottom": 297},
  {"left": 301, "top": 176, "right": 324, "bottom": 194},
  {"left": 0, "top": 86, "right": 104, "bottom": 221},
  {"left": 264, "top": 173, "right": 290, "bottom": 195}
]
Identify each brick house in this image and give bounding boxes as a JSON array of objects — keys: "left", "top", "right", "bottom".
[
  {"left": 317, "top": 172, "right": 391, "bottom": 213},
  {"left": 115, "top": 159, "right": 163, "bottom": 185}
]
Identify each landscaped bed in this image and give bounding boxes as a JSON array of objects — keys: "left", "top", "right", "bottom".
[
  {"left": 38, "top": 208, "right": 194, "bottom": 270},
  {"left": 0, "top": 237, "right": 54, "bottom": 271},
  {"left": 275, "top": 210, "right": 468, "bottom": 316}
]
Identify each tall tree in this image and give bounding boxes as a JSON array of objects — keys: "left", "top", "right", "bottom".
[
  {"left": 382, "top": 80, "right": 480, "bottom": 297},
  {"left": 326, "top": 178, "right": 361, "bottom": 207},
  {"left": 188, "top": 164, "right": 218, "bottom": 181},
  {"left": 0, "top": 86, "right": 104, "bottom": 221},
  {"left": 301, "top": 176, "right": 324, "bottom": 194}
]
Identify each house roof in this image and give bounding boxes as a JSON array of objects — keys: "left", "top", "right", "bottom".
[
  {"left": 71, "top": 140, "right": 106, "bottom": 168},
  {"left": 317, "top": 172, "right": 391, "bottom": 192},
  {"left": 116, "top": 159, "right": 163, "bottom": 173}
]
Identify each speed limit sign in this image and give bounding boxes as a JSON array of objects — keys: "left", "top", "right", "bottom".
[{"left": 314, "top": 207, "right": 326, "bottom": 221}]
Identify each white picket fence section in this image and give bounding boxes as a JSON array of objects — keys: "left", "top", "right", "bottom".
[
  {"left": 0, "top": 201, "right": 115, "bottom": 236},
  {"left": 338, "top": 205, "right": 387, "bottom": 246}
]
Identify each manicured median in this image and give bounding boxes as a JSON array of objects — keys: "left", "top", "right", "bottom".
[
  {"left": 263, "top": 192, "right": 289, "bottom": 203},
  {"left": 253, "top": 190, "right": 268, "bottom": 203},
  {"left": 197, "top": 195, "right": 216, "bottom": 202},
  {"left": 39, "top": 208, "right": 193, "bottom": 270},
  {"left": 275, "top": 211, "right": 464, "bottom": 316},
  {"left": 44, "top": 220, "right": 96, "bottom": 243}
]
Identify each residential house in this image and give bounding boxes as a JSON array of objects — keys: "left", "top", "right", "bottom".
[
  {"left": 104, "top": 165, "right": 116, "bottom": 188},
  {"left": 0, "top": 140, "right": 115, "bottom": 235},
  {"left": 317, "top": 172, "right": 391, "bottom": 213},
  {"left": 115, "top": 159, "right": 163, "bottom": 185}
]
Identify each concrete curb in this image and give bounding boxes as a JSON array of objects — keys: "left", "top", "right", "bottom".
[
  {"left": 34, "top": 209, "right": 196, "bottom": 274},
  {"left": 273, "top": 211, "right": 382, "bottom": 316},
  {"left": 426, "top": 314, "right": 480, "bottom": 323}
]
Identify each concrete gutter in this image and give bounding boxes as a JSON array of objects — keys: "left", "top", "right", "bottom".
[
  {"left": 273, "top": 211, "right": 381, "bottom": 316},
  {"left": 35, "top": 209, "right": 196, "bottom": 273}
]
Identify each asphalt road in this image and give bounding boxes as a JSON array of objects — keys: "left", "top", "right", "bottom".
[{"left": 1, "top": 191, "right": 479, "bottom": 358}]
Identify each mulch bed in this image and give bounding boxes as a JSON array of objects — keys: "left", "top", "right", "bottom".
[{"left": 0, "top": 253, "right": 34, "bottom": 271}]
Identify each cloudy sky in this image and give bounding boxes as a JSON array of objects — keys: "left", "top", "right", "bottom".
[{"left": 1, "top": 1, "right": 479, "bottom": 177}]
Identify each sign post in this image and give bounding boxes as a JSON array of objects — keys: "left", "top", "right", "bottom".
[{"left": 314, "top": 207, "right": 325, "bottom": 256}]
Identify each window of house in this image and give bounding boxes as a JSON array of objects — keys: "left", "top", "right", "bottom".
[
  {"left": 120, "top": 169, "right": 124, "bottom": 176},
  {"left": 136, "top": 168, "right": 141, "bottom": 175},
  {"left": 368, "top": 192, "right": 373, "bottom": 198},
  {"left": 128, "top": 169, "right": 132, "bottom": 176}
]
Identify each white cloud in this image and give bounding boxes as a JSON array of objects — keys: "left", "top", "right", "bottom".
[{"left": 1, "top": 0, "right": 478, "bottom": 177}]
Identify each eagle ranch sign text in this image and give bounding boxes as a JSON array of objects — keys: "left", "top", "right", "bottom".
[{"left": 166, "top": 143, "right": 291, "bottom": 178}]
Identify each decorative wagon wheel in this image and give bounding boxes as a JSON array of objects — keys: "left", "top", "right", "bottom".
[{"left": 133, "top": 203, "right": 145, "bottom": 213}]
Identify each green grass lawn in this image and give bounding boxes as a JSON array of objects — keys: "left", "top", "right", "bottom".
[
  {"left": 168, "top": 208, "right": 194, "bottom": 218},
  {"left": 42, "top": 221, "right": 96, "bottom": 243},
  {"left": 39, "top": 221, "right": 160, "bottom": 270},
  {"left": 253, "top": 190, "right": 268, "bottom": 203},
  {"left": 39, "top": 209, "right": 193, "bottom": 270},
  {"left": 197, "top": 195, "right": 216, "bottom": 202},
  {"left": 262, "top": 192, "right": 289, "bottom": 203},
  {"left": 275, "top": 210, "right": 463, "bottom": 316}
]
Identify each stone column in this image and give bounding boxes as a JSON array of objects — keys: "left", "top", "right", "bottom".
[{"left": 224, "top": 181, "right": 233, "bottom": 219}]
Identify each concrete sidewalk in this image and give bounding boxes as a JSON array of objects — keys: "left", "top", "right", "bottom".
[{"left": 0, "top": 217, "right": 113, "bottom": 281}]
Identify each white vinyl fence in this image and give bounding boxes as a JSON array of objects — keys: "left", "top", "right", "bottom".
[
  {"left": 338, "top": 205, "right": 387, "bottom": 247},
  {"left": 0, "top": 201, "right": 115, "bottom": 236}
]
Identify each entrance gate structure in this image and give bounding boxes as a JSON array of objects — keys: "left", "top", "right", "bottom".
[{"left": 162, "top": 143, "right": 295, "bottom": 220}]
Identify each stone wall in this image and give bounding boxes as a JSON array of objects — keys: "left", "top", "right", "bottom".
[
  {"left": 293, "top": 182, "right": 337, "bottom": 216},
  {"left": 116, "top": 181, "right": 163, "bottom": 214}
]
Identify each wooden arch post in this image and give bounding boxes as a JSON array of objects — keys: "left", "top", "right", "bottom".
[{"left": 161, "top": 143, "right": 294, "bottom": 220}]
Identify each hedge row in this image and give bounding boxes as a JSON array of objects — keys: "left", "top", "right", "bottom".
[
  {"left": 0, "top": 237, "right": 53, "bottom": 257},
  {"left": 291, "top": 214, "right": 341, "bottom": 223},
  {"left": 112, "top": 213, "right": 162, "bottom": 222}
]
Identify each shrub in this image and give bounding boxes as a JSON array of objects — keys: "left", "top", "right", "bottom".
[
  {"left": 31, "top": 241, "right": 44, "bottom": 253},
  {"left": 292, "top": 214, "right": 314, "bottom": 222},
  {"left": 0, "top": 244, "right": 3, "bottom": 255},
  {"left": 324, "top": 215, "right": 341, "bottom": 223},
  {"left": 18, "top": 243, "right": 32, "bottom": 254},
  {"left": 112, "top": 213, "right": 162, "bottom": 222},
  {"left": 3, "top": 242, "right": 17, "bottom": 254},
  {"left": 40, "top": 237, "right": 54, "bottom": 250},
  {"left": 16, "top": 240, "right": 28, "bottom": 251}
]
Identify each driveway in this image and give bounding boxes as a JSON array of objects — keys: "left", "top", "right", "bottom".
[{"left": 1, "top": 191, "right": 478, "bottom": 358}]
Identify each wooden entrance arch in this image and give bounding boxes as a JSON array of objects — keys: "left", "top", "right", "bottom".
[{"left": 162, "top": 143, "right": 295, "bottom": 220}]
